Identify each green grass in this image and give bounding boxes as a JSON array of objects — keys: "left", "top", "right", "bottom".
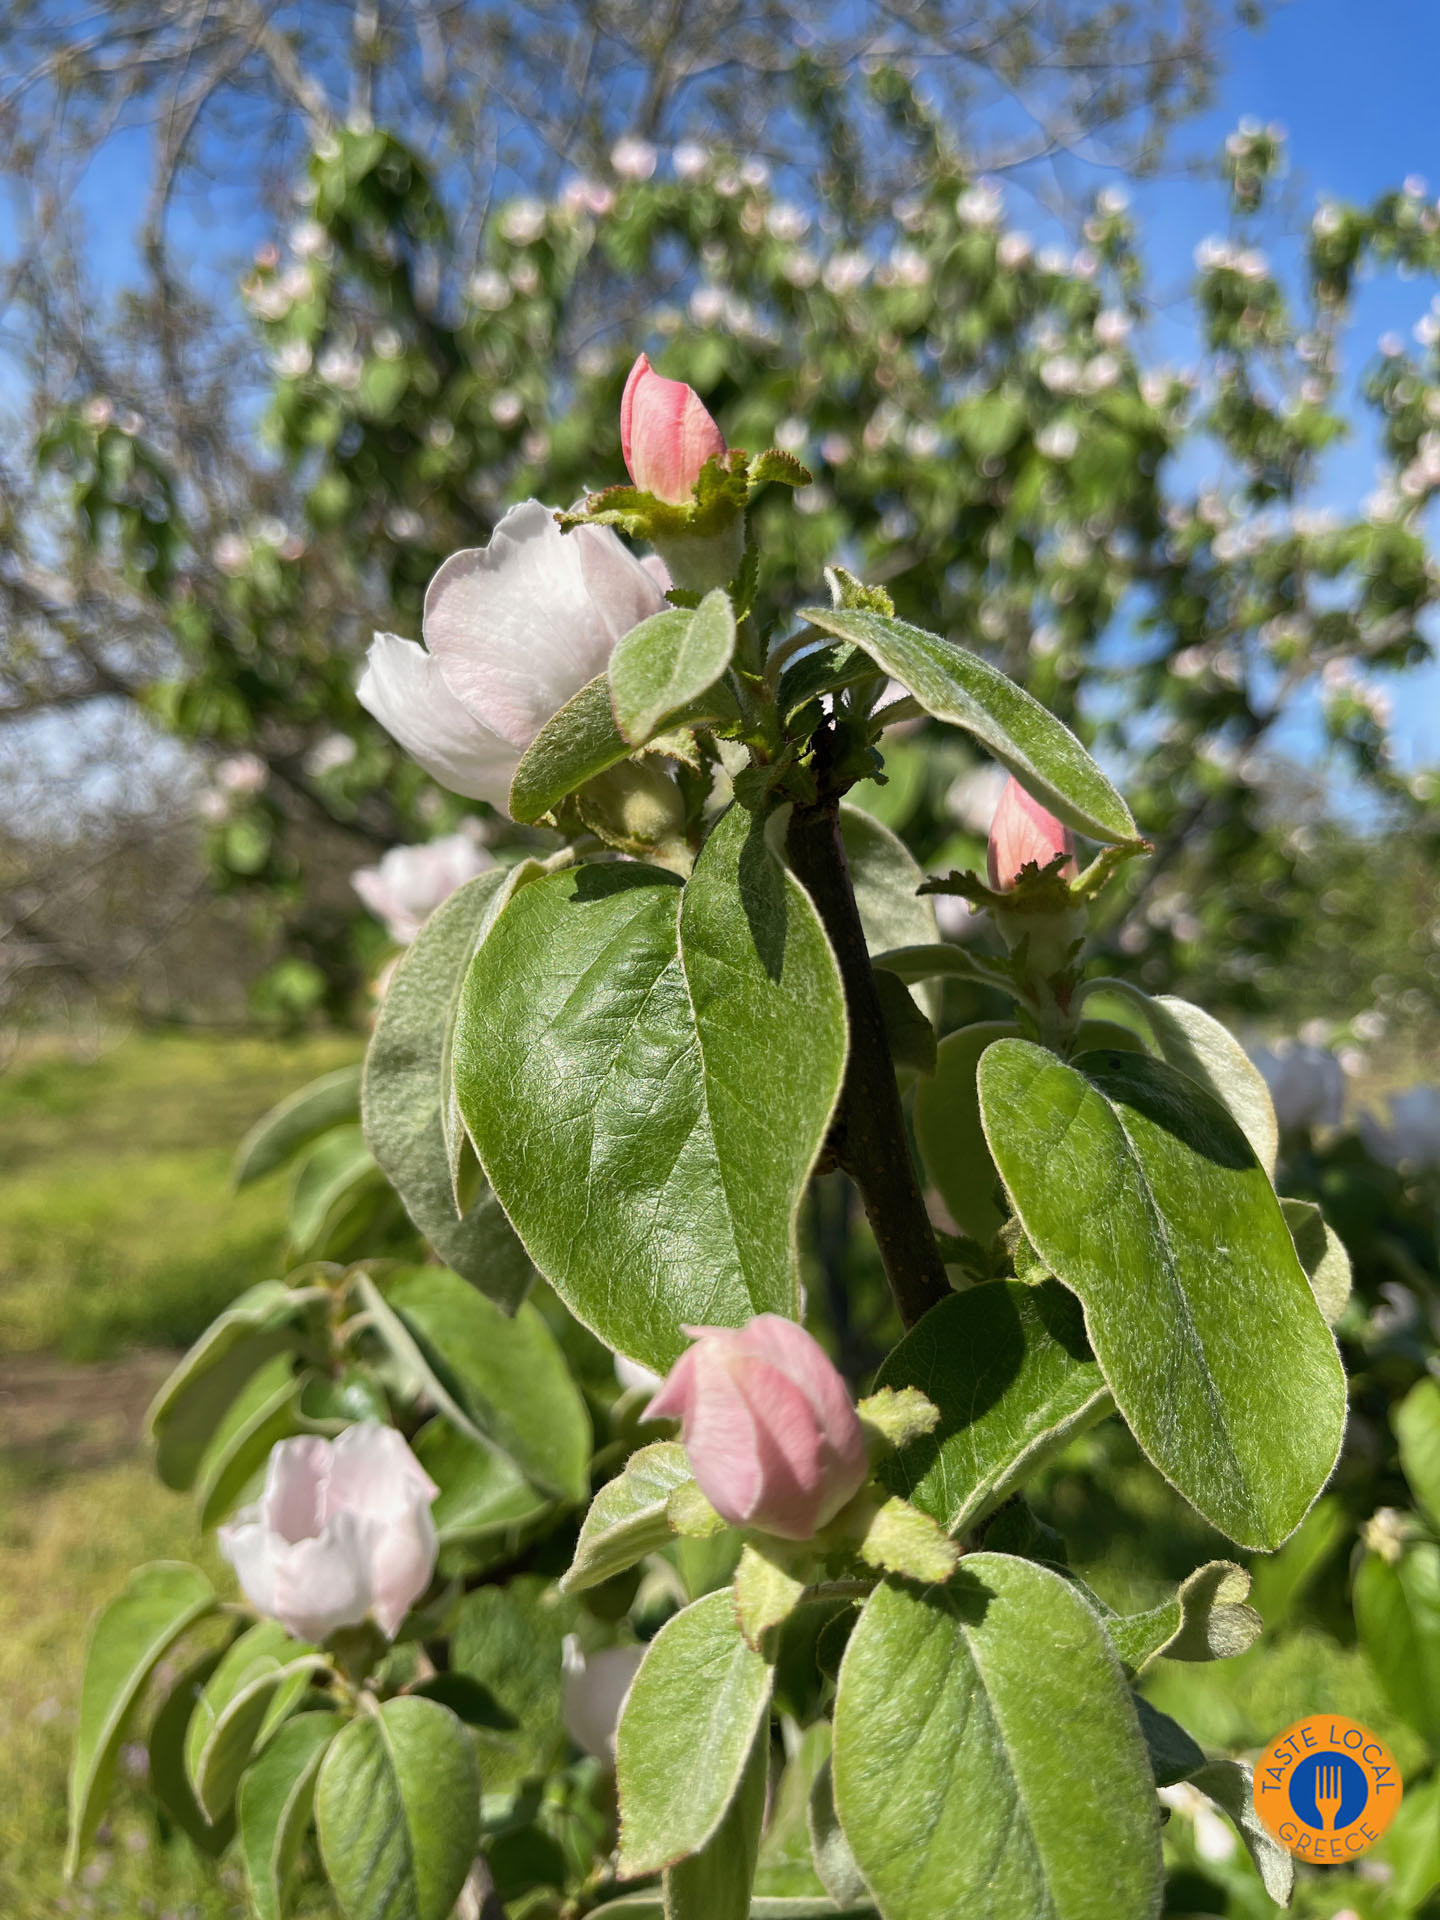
[{"left": 0, "top": 1029, "right": 362, "bottom": 1360}]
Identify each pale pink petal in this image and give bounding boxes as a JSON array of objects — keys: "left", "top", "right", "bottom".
[
  {"left": 688, "top": 1347, "right": 827, "bottom": 1536},
  {"left": 987, "top": 776, "right": 1076, "bottom": 890},
  {"left": 218, "top": 1513, "right": 280, "bottom": 1618},
  {"left": 269, "top": 1510, "right": 373, "bottom": 1642},
  {"left": 640, "top": 554, "right": 672, "bottom": 592},
  {"left": 365, "top": 1505, "right": 439, "bottom": 1637},
  {"left": 574, "top": 523, "right": 669, "bottom": 643},
  {"left": 359, "top": 630, "right": 519, "bottom": 806},
  {"left": 620, "top": 355, "right": 726, "bottom": 504},
  {"left": 732, "top": 1314, "right": 868, "bottom": 1513},
  {"left": 324, "top": 1422, "right": 439, "bottom": 1522},
  {"left": 562, "top": 1638, "right": 645, "bottom": 1762},
  {"left": 423, "top": 501, "right": 627, "bottom": 751},
  {"left": 642, "top": 1343, "right": 700, "bottom": 1424},
  {"left": 260, "top": 1436, "right": 331, "bottom": 1544}
]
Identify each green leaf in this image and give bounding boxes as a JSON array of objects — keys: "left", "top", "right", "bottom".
[
  {"left": 449, "top": 1577, "right": 571, "bottom": 1792},
  {"left": 832, "top": 1558, "right": 1163, "bottom": 1920},
  {"left": 380, "top": 1265, "right": 591, "bottom": 1501},
  {"left": 1246, "top": 1493, "right": 1347, "bottom": 1629},
  {"left": 754, "top": 1720, "right": 832, "bottom": 1898},
  {"left": 589, "top": 1901, "right": 876, "bottom": 1918},
  {"left": 1396, "top": 1377, "right": 1440, "bottom": 1529},
  {"left": 195, "top": 1358, "right": 307, "bottom": 1529},
  {"left": 234, "top": 1066, "right": 363, "bottom": 1186},
  {"left": 509, "top": 673, "right": 634, "bottom": 824},
  {"left": 868, "top": 943, "right": 1008, "bottom": 991},
  {"left": 409, "top": 1673, "right": 517, "bottom": 1731},
  {"left": 289, "top": 1125, "right": 378, "bottom": 1255},
  {"left": 856, "top": 1497, "right": 960, "bottom": 1583},
  {"left": 734, "top": 1541, "right": 810, "bottom": 1647},
  {"left": 1105, "top": 1562, "right": 1261, "bottom": 1676},
  {"left": 916, "top": 1021, "right": 1144, "bottom": 1245},
  {"left": 872, "top": 970, "right": 935, "bottom": 1075},
  {"left": 664, "top": 1719, "right": 768, "bottom": 1920},
  {"left": 315, "top": 1697, "right": 480, "bottom": 1920},
  {"left": 362, "top": 867, "right": 534, "bottom": 1309},
  {"left": 616, "top": 1588, "right": 775, "bottom": 1876},
  {"left": 978, "top": 1040, "right": 1347, "bottom": 1550},
  {"left": 808, "top": 1755, "right": 868, "bottom": 1907},
  {"left": 147, "top": 1652, "right": 238, "bottom": 1858},
  {"left": 410, "top": 1419, "right": 550, "bottom": 1543},
  {"left": 67, "top": 1561, "right": 216, "bottom": 1876},
  {"left": 455, "top": 804, "right": 847, "bottom": 1370},
  {"left": 185, "top": 1621, "right": 324, "bottom": 1821},
  {"left": 1280, "top": 1198, "right": 1353, "bottom": 1326},
  {"left": 238, "top": 1711, "right": 344, "bottom": 1920},
  {"left": 609, "top": 590, "right": 736, "bottom": 744},
  {"left": 1189, "top": 1760, "right": 1295, "bottom": 1907},
  {"left": 838, "top": 805, "right": 938, "bottom": 1003},
  {"left": 1134, "top": 1696, "right": 1206, "bottom": 1787},
  {"left": 1375, "top": 1769, "right": 1440, "bottom": 1912},
  {"left": 1084, "top": 984, "right": 1279, "bottom": 1176},
  {"left": 1353, "top": 1543, "right": 1440, "bottom": 1743},
  {"left": 148, "top": 1281, "right": 326, "bottom": 1492},
  {"left": 779, "top": 642, "right": 876, "bottom": 723},
  {"left": 914, "top": 1021, "right": 1015, "bottom": 1244},
  {"left": 873, "top": 1283, "right": 1109, "bottom": 1535},
  {"left": 560, "top": 1441, "right": 694, "bottom": 1593},
  {"left": 798, "top": 607, "right": 1138, "bottom": 845}
]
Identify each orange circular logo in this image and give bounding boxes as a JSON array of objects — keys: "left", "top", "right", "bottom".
[{"left": 1253, "top": 1716, "right": 1403, "bottom": 1862}]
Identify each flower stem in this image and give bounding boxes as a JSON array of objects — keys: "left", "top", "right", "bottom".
[{"left": 786, "top": 792, "right": 950, "bottom": 1330}]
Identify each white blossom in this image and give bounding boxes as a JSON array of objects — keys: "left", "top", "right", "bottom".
[
  {"left": 610, "top": 137, "right": 657, "bottom": 181},
  {"left": 352, "top": 830, "right": 493, "bottom": 943}
]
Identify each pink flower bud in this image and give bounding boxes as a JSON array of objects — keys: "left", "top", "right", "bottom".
[
  {"left": 620, "top": 353, "right": 726, "bottom": 505},
  {"left": 644, "top": 1316, "right": 867, "bottom": 1540},
  {"left": 986, "top": 776, "right": 1076, "bottom": 890}
]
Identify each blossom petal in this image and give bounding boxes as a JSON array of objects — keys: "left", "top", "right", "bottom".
[
  {"left": 324, "top": 1421, "right": 439, "bottom": 1522},
  {"left": 423, "top": 501, "right": 657, "bottom": 752},
  {"left": 562, "top": 1638, "right": 645, "bottom": 1761},
  {"left": 269, "top": 1512, "right": 373, "bottom": 1642},
  {"left": 359, "top": 630, "right": 519, "bottom": 807},
  {"left": 218, "top": 1515, "right": 280, "bottom": 1619},
  {"left": 366, "top": 1506, "right": 440, "bottom": 1637},
  {"left": 260, "top": 1435, "right": 331, "bottom": 1545}
]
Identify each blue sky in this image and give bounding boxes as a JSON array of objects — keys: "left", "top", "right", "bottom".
[{"left": 14, "top": 0, "right": 1440, "bottom": 778}]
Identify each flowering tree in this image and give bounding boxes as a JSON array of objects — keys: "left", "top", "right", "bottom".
[{"left": 67, "top": 366, "right": 1374, "bottom": 1920}]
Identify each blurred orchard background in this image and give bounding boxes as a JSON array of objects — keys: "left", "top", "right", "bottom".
[{"left": 1, "top": 1, "right": 1438, "bottom": 1915}]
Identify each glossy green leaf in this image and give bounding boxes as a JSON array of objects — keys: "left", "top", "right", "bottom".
[
  {"left": 873, "top": 1283, "right": 1109, "bottom": 1535},
  {"left": 832, "top": 1557, "right": 1163, "bottom": 1920},
  {"left": 362, "top": 868, "right": 534, "bottom": 1309},
  {"left": 289, "top": 1126, "right": 378, "bottom": 1255},
  {"left": 1395, "top": 1376, "right": 1440, "bottom": 1529},
  {"left": 147, "top": 1651, "right": 238, "bottom": 1859},
  {"left": 234, "top": 1066, "right": 363, "bottom": 1187},
  {"left": 238, "top": 1711, "right": 343, "bottom": 1920},
  {"left": 616, "top": 1588, "right": 775, "bottom": 1876},
  {"left": 195, "top": 1358, "right": 307, "bottom": 1529},
  {"left": 1190, "top": 1760, "right": 1294, "bottom": 1907},
  {"left": 1353, "top": 1543, "right": 1440, "bottom": 1743},
  {"left": 978, "top": 1040, "right": 1347, "bottom": 1550},
  {"left": 561, "top": 1441, "right": 693, "bottom": 1592},
  {"left": 67, "top": 1561, "right": 216, "bottom": 1876},
  {"left": 1104, "top": 1561, "right": 1261, "bottom": 1676},
  {"left": 456, "top": 803, "right": 846, "bottom": 1370},
  {"left": 799, "top": 607, "right": 1138, "bottom": 844},
  {"left": 915, "top": 1021, "right": 1143, "bottom": 1245},
  {"left": 315, "top": 1696, "right": 480, "bottom": 1920},
  {"left": 664, "top": 1719, "right": 768, "bottom": 1920},
  {"left": 1279, "top": 1198, "right": 1352, "bottom": 1326},
  {"left": 381, "top": 1265, "right": 591, "bottom": 1501},
  {"left": 148, "top": 1281, "right": 326, "bottom": 1492},
  {"left": 185, "top": 1620, "right": 324, "bottom": 1820},
  {"left": 410, "top": 1419, "right": 550, "bottom": 1542},
  {"left": 609, "top": 590, "right": 736, "bottom": 743},
  {"left": 1084, "top": 983, "right": 1279, "bottom": 1176}
]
